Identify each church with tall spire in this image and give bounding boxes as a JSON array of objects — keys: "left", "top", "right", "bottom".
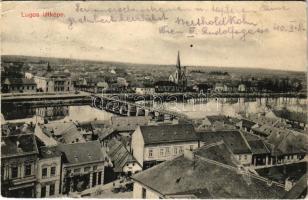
[{"left": 169, "top": 51, "right": 187, "bottom": 90}]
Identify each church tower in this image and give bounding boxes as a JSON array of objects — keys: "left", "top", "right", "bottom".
[{"left": 169, "top": 51, "right": 187, "bottom": 90}]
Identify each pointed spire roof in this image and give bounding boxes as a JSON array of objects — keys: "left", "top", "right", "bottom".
[
  {"left": 47, "top": 62, "right": 52, "bottom": 72},
  {"left": 176, "top": 51, "right": 181, "bottom": 69}
]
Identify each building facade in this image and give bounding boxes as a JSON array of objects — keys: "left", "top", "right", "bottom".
[
  {"left": 34, "top": 71, "right": 73, "bottom": 93},
  {"left": 1, "top": 134, "right": 39, "bottom": 198},
  {"left": 131, "top": 124, "right": 199, "bottom": 169},
  {"left": 2, "top": 78, "right": 37, "bottom": 93},
  {"left": 57, "top": 141, "right": 108, "bottom": 195},
  {"left": 36, "top": 146, "right": 62, "bottom": 198}
]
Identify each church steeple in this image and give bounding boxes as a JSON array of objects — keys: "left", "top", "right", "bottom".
[
  {"left": 176, "top": 51, "right": 181, "bottom": 70},
  {"left": 47, "top": 62, "right": 52, "bottom": 72}
]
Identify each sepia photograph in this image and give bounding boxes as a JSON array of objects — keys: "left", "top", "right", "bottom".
[{"left": 1, "top": 1, "right": 307, "bottom": 199}]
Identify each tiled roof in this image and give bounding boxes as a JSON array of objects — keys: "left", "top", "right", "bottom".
[
  {"left": 57, "top": 141, "right": 106, "bottom": 165},
  {"left": 256, "top": 162, "right": 307, "bottom": 184},
  {"left": 107, "top": 139, "right": 139, "bottom": 172},
  {"left": 194, "top": 141, "right": 239, "bottom": 167},
  {"left": 206, "top": 115, "right": 230, "bottom": 124},
  {"left": 1, "top": 133, "right": 38, "bottom": 158},
  {"left": 111, "top": 116, "right": 150, "bottom": 132},
  {"left": 283, "top": 174, "right": 307, "bottom": 199},
  {"left": 241, "top": 119, "right": 256, "bottom": 129},
  {"left": 39, "top": 146, "right": 62, "bottom": 159},
  {"left": 247, "top": 140, "right": 270, "bottom": 155},
  {"left": 132, "top": 147, "right": 286, "bottom": 198},
  {"left": 43, "top": 122, "right": 85, "bottom": 144},
  {"left": 265, "top": 129, "right": 308, "bottom": 155},
  {"left": 198, "top": 130, "right": 252, "bottom": 154},
  {"left": 4, "top": 78, "right": 36, "bottom": 85},
  {"left": 139, "top": 124, "right": 199, "bottom": 145}
]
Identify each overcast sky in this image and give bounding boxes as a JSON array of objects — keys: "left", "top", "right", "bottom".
[{"left": 1, "top": 1, "right": 307, "bottom": 71}]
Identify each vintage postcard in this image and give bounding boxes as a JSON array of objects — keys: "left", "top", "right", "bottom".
[{"left": 1, "top": 1, "right": 307, "bottom": 199}]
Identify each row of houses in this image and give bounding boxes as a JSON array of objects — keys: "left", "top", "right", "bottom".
[
  {"left": 1, "top": 123, "right": 108, "bottom": 198},
  {"left": 2, "top": 70, "right": 74, "bottom": 94},
  {"left": 130, "top": 122, "right": 307, "bottom": 170},
  {"left": 131, "top": 141, "right": 307, "bottom": 199}
]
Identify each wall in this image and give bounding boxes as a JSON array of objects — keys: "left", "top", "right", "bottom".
[
  {"left": 2, "top": 155, "right": 36, "bottom": 181},
  {"left": 131, "top": 127, "right": 145, "bottom": 166},
  {"left": 36, "top": 156, "right": 61, "bottom": 197},
  {"left": 123, "top": 162, "right": 142, "bottom": 174},
  {"left": 133, "top": 182, "right": 161, "bottom": 199},
  {"left": 61, "top": 161, "right": 105, "bottom": 193},
  {"left": 234, "top": 154, "right": 252, "bottom": 166},
  {"left": 9, "top": 84, "right": 37, "bottom": 93},
  {"left": 144, "top": 141, "right": 199, "bottom": 162}
]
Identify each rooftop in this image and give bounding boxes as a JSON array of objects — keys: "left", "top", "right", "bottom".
[
  {"left": 132, "top": 143, "right": 286, "bottom": 199},
  {"left": 57, "top": 141, "right": 107, "bottom": 165},
  {"left": 107, "top": 139, "right": 139, "bottom": 172},
  {"left": 256, "top": 162, "right": 307, "bottom": 184},
  {"left": 198, "top": 130, "right": 252, "bottom": 154},
  {"left": 139, "top": 124, "right": 199, "bottom": 145},
  {"left": 1, "top": 133, "right": 38, "bottom": 158},
  {"left": 39, "top": 146, "right": 62, "bottom": 159},
  {"left": 4, "top": 78, "right": 36, "bottom": 85},
  {"left": 283, "top": 174, "right": 307, "bottom": 199},
  {"left": 265, "top": 128, "right": 308, "bottom": 155},
  {"left": 247, "top": 140, "right": 270, "bottom": 155},
  {"left": 42, "top": 122, "right": 86, "bottom": 144}
]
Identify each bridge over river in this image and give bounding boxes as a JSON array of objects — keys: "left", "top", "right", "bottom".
[{"left": 91, "top": 94, "right": 192, "bottom": 123}]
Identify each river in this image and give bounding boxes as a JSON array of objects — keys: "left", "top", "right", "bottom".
[{"left": 1, "top": 97, "right": 306, "bottom": 124}]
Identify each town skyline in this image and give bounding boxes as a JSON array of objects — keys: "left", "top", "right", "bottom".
[{"left": 2, "top": 54, "right": 306, "bottom": 73}]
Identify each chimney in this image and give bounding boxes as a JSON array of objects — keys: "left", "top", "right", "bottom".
[
  {"left": 16, "top": 141, "right": 23, "bottom": 153},
  {"left": 285, "top": 177, "right": 295, "bottom": 191},
  {"left": 184, "top": 148, "right": 194, "bottom": 160}
]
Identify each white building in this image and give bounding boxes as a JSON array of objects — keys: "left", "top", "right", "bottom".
[
  {"left": 135, "top": 87, "right": 155, "bottom": 95},
  {"left": 34, "top": 72, "right": 73, "bottom": 93},
  {"left": 36, "top": 146, "right": 62, "bottom": 198},
  {"left": 131, "top": 124, "right": 200, "bottom": 169}
]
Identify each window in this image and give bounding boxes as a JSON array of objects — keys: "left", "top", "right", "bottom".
[
  {"left": 74, "top": 168, "right": 81, "bottom": 173},
  {"left": 174, "top": 147, "right": 178, "bottom": 155},
  {"left": 24, "top": 163, "right": 32, "bottom": 176},
  {"left": 142, "top": 187, "right": 146, "bottom": 199},
  {"left": 42, "top": 168, "right": 47, "bottom": 178},
  {"left": 84, "top": 167, "right": 91, "bottom": 172},
  {"left": 49, "top": 184, "right": 55, "bottom": 196},
  {"left": 41, "top": 186, "right": 46, "bottom": 198},
  {"left": 11, "top": 166, "right": 18, "bottom": 178},
  {"left": 50, "top": 166, "right": 56, "bottom": 176},
  {"left": 148, "top": 149, "right": 153, "bottom": 158},
  {"left": 244, "top": 155, "right": 247, "bottom": 160},
  {"left": 179, "top": 146, "right": 184, "bottom": 154},
  {"left": 160, "top": 149, "right": 164, "bottom": 157},
  {"left": 165, "top": 147, "right": 170, "bottom": 156}
]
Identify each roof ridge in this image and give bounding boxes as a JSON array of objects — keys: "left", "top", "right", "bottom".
[{"left": 195, "top": 155, "right": 285, "bottom": 188}]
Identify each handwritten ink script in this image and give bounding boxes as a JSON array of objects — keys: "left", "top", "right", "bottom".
[{"left": 60, "top": 3, "right": 306, "bottom": 41}]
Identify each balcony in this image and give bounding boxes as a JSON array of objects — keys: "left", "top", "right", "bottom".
[{"left": 11, "top": 175, "right": 36, "bottom": 186}]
